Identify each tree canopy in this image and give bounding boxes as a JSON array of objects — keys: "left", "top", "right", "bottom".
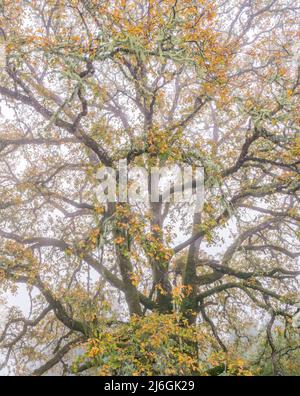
[{"left": 0, "top": 0, "right": 299, "bottom": 376}]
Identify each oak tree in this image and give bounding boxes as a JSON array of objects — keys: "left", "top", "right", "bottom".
[{"left": 0, "top": 0, "right": 299, "bottom": 375}]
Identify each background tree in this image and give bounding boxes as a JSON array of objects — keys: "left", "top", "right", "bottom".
[{"left": 0, "top": 0, "right": 299, "bottom": 375}]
